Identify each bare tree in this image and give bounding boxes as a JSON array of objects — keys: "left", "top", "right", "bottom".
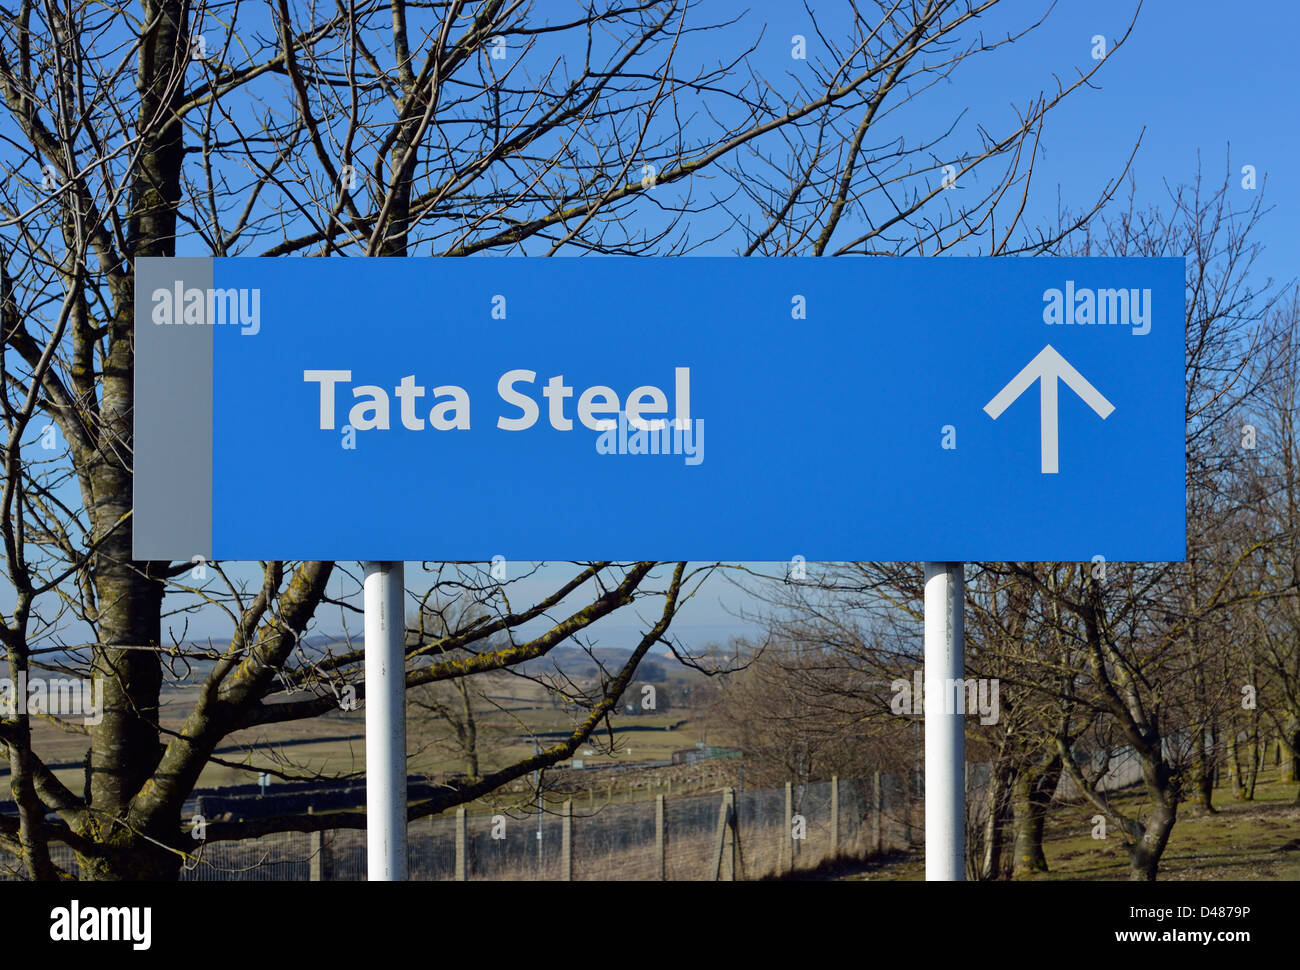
[
  {"left": 997, "top": 166, "right": 1278, "bottom": 879},
  {"left": 1241, "top": 290, "right": 1300, "bottom": 792}
]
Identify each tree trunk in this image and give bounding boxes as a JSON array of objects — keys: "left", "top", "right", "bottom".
[
  {"left": 1129, "top": 840, "right": 1159, "bottom": 881},
  {"left": 4, "top": 649, "right": 58, "bottom": 881},
  {"left": 980, "top": 755, "right": 1012, "bottom": 880},
  {"left": 1129, "top": 803, "right": 1175, "bottom": 882},
  {"left": 1186, "top": 724, "right": 1217, "bottom": 815},
  {"left": 1010, "top": 755, "right": 1060, "bottom": 877},
  {"left": 1227, "top": 728, "right": 1244, "bottom": 800},
  {"left": 74, "top": 0, "right": 188, "bottom": 882},
  {"left": 1126, "top": 762, "right": 1178, "bottom": 881},
  {"left": 1284, "top": 724, "right": 1300, "bottom": 783},
  {"left": 1244, "top": 725, "right": 1260, "bottom": 800}
]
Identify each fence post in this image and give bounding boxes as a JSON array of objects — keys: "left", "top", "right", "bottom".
[
  {"left": 561, "top": 799, "right": 573, "bottom": 881},
  {"left": 308, "top": 807, "right": 328, "bottom": 882},
  {"left": 711, "top": 787, "right": 737, "bottom": 881},
  {"left": 903, "top": 768, "right": 915, "bottom": 846},
  {"left": 785, "top": 781, "right": 794, "bottom": 873},
  {"left": 831, "top": 775, "right": 839, "bottom": 857},
  {"left": 655, "top": 793, "right": 666, "bottom": 881},
  {"left": 455, "top": 806, "right": 467, "bottom": 881},
  {"left": 728, "top": 788, "right": 739, "bottom": 880},
  {"left": 873, "top": 772, "right": 883, "bottom": 854},
  {"left": 310, "top": 831, "right": 328, "bottom": 882}
]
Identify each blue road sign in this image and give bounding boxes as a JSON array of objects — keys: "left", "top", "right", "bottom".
[{"left": 133, "top": 256, "right": 1186, "bottom": 562}]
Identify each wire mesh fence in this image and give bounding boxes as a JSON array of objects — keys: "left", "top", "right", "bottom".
[
  {"left": 573, "top": 798, "right": 663, "bottom": 881},
  {"left": 2, "top": 772, "right": 925, "bottom": 881},
  {"left": 184, "top": 830, "right": 319, "bottom": 881},
  {"left": 178, "top": 772, "right": 919, "bottom": 882}
]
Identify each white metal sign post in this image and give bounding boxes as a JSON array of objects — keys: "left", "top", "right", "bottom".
[
  {"left": 924, "top": 562, "right": 966, "bottom": 881},
  {"left": 363, "top": 561, "right": 408, "bottom": 880}
]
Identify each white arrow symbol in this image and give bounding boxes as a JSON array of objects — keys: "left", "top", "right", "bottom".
[{"left": 983, "top": 344, "right": 1114, "bottom": 474}]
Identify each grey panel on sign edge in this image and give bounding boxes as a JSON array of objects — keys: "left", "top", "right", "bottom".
[{"left": 132, "top": 257, "right": 214, "bottom": 561}]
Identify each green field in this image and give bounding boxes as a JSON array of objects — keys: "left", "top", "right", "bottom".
[{"left": 849, "top": 771, "right": 1300, "bottom": 881}]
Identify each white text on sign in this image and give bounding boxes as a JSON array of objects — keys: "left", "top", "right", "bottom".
[{"left": 303, "top": 367, "right": 692, "bottom": 433}]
